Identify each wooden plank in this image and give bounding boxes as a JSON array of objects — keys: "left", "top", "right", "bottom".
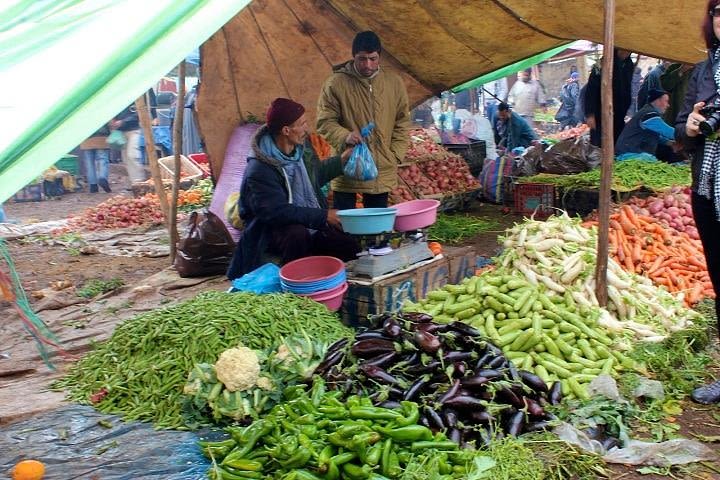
[
  {"left": 594, "top": 0, "right": 616, "bottom": 307},
  {"left": 170, "top": 61, "right": 186, "bottom": 263}
]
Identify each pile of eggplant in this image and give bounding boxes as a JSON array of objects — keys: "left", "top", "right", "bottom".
[{"left": 315, "top": 312, "right": 560, "bottom": 445}]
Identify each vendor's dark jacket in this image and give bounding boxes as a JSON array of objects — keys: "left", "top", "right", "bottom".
[
  {"left": 615, "top": 104, "right": 667, "bottom": 156},
  {"left": 675, "top": 51, "right": 718, "bottom": 192},
  {"left": 496, "top": 112, "right": 538, "bottom": 151},
  {"left": 227, "top": 126, "right": 344, "bottom": 279}
]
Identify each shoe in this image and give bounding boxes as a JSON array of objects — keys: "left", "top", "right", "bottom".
[
  {"left": 89, "top": 184, "right": 99, "bottom": 193},
  {"left": 691, "top": 380, "right": 720, "bottom": 404},
  {"left": 98, "top": 178, "right": 111, "bottom": 193}
]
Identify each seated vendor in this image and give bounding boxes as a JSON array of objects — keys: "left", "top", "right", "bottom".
[
  {"left": 494, "top": 103, "right": 538, "bottom": 152},
  {"left": 227, "top": 98, "right": 360, "bottom": 280},
  {"left": 615, "top": 89, "right": 676, "bottom": 160}
]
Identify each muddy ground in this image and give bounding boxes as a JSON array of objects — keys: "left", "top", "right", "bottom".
[{"left": 2, "top": 170, "right": 720, "bottom": 479}]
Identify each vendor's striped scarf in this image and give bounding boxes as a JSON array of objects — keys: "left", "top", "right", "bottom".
[{"left": 699, "top": 48, "right": 720, "bottom": 220}]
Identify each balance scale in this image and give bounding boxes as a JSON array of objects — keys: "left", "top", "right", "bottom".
[{"left": 348, "top": 229, "right": 434, "bottom": 278}]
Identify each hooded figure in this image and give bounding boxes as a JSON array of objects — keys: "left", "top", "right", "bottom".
[{"left": 227, "top": 98, "right": 359, "bottom": 280}]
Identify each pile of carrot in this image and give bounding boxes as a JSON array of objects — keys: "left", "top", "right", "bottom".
[{"left": 585, "top": 205, "right": 714, "bottom": 306}]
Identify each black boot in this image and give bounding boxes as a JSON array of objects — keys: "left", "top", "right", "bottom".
[
  {"left": 98, "top": 178, "right": 111, "bottom": 193},
  {"left": 691, "top": 380, "right": 720, "bottom": 404},
  {"left": 89, "top": 184, "right": 99, "bottom": 193}
]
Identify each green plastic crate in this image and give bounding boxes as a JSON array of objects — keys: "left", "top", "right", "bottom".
[{"left": 55, "top": 154, "right": 79, "bottom": 176}]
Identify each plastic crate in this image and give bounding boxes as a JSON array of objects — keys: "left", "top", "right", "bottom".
[
  {"left": 158, "top": 155, "right": 203, "bottom": 182},
  {"left": 442, "top": 141, "right": 486, "bottom": 177},
  {"left": 188, "top": 153, "right": 208, "bottom": 165},
  {"left": 513, "top": 182, "right": 557, "bottom": 218},
  {"left": 13, "top": 183, "right": 44, "bottom": 202},
  {"left": 55, "top": 154, "right": 79, "bottom": 176}
]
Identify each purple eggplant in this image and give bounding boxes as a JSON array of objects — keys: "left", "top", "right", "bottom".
[
  {"left": 360, "top": 364, "right": 401, "bottom": 385},
  {"left": 496, "top": 387, "right": 524, "bottom": 408},
  {"left": 355, "top": 330, "right": 392, "bottom": 341},
  {"left": 414, "top": 322, "right": 448, "bottom": 334},
  {"left": 506, "top": 411, "right": 525, "bottom": 436},
  {"left": 378, "top": 400, "right": 402, "bottom": 409},
  {"left": 407, "top": 360, "right": 441, "bottom": 375},
  {"left": 424, "top": 406, "right": 445, "bottom": 430},
  {"left": 419, "top": 415, "right": 431, "bottom": 428},
  {"left": 460, "top": 375, "right": 491, "bottom": 389},
  {"left": 443, "top": 395, "right": 484, "bottom": 410},
  {"left": 414, "top": 330, "right": 441, "bottom": 354},
  {"left": 351, "top": 338, "right": 397, "bottom": 358},
  {"left": 326, "top": 338, "right": 349, "bottom": 355},
  {"left": 474, "top": 369, "right": 505, "bottom": 380},
  {"left": 401, "top": 312, "right": 434, "bottom": 323},
  {"left": 382, "top": 317, "right": 402, "bottom": 338},
  {"left": 519, "top": 371, "right": 549, "bottom": 394},
  {"left": 388, "top": 387, "right": 405, "bottom": 399},
  {"left": 487, "top": 355, "right": 507, "bottom": 369},
  {"left": 443, "top": 409, "right": 459, "bottom": 428},
  {"left": 438, "top": 379, "right": 462, "bottom": 403},
  {"left": 403, "top": 377, "right": 429, "bottom": 401},
  {"left": 549, "top": 381, "right": 563, "bottom": 405},
  {"left": 474, "top": 352, "right": 493, "bottom": 370},
  {"left": 523, "top": 397, "right": 545, "bottom": 417},
  {"left": 470, "top": 410, "right": 495, "bottom": 424},
  {"left": 363, "top": 351, "right": 398, "bottom": 368},
  {"left": 452, "top": 362, "right": 467, "bottom": 377},
  {"left": 315, "top": 349, "right": 346, "bottom": 375},
  {"left": 443, "top": 351, "right": 475, "bottom": 363},
  {"left": 448, "top": 321, "right": 482, "bottom": 337},
  {"left": 448, "top": 428, "right": 462, "bottom": 444}
]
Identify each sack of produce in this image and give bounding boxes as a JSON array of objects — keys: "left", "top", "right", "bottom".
[
  {"left": 174, "top": 210, "right": 235, "bottom": 277},
  {"left": 344, "top": 123, "right": 378, "bottom": 181},
  {"left": 479, "top": 155, "right": 513, "bottom": 203}
]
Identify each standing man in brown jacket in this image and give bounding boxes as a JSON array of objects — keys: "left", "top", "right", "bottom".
[{"left": 317, "top": 31, "right": 411, "bottom": 209}]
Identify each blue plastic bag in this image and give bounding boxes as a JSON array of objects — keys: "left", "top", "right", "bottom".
[
  {"left": 230, "top": 263, "right": 281, "bottom": 294},
  {"left": 343, "top": 123, "right": 378, "bottom": 181}
]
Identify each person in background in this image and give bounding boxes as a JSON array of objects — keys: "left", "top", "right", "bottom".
[
  {"left": 661, "top": 63, "right": 695, "bottom": 126},
  {"left": 461, "top": 110, "right": 498, "bottom": 160},
  {"left": 494, "top": 103, "right": 538, "bottom": 152},
  {"left": 483, "top": 78, "right": 508, "bottom": 126},
  {"left": 111, "top": 89, "right": 158, "bottom": 189},
  {"left": 584, "top": 48, "right": 636, "bottom": 147},
  {"left": 637, "top": 61, "right": 669, "bottom": 109},
  {"left": 507, "top": 68, "right": 546, "bottom": 128},
  {"left": 79, "top": 124, "right": 112, "bottom": 193},
  {"left": 615, "top": 89, "right": 676, "bottom": 159},
  {"left": 628, "top": 66, "right": 643, "bottom": 115},
  {"left": 675, "top": 0, "right": 720, "bottom": 404},
  {"left": 555, "top": 72, "right": 581, "bottom": 129},
  {"left": 228, "top": 98, "right": 359, "bottom": 280},
  {"left": 317, "top": 31, "right": 411, "bottom": 210}
]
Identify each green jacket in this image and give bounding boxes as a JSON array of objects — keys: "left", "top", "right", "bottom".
[{"left": 317, "top": 61, "right": 411, "bottom": 194}]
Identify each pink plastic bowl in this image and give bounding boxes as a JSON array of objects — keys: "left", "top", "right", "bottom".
[
  {"left": 280, "top": 256, "right": 345, "bottom": 283},
  {"left": 393, "top": 199, "right": 441, "bottom": 231},
  {"left": 306, "top": 282, "right": 348, "bottom": 311}
]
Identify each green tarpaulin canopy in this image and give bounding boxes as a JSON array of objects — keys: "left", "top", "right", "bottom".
[{"left": 0, "top": 0, "right": 249, "bottom": 204}]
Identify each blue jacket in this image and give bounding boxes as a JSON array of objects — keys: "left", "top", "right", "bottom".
[
  {"left": 227, "top": 126, "right": 343, "bottom": 279},
  {"left": 615, "top": 103, "right": 674, "bottom": 156},
  {"left": 496, "top": 112, "right": 538, "bottom": 151}
]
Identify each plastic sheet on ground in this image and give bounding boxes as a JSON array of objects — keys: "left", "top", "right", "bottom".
[
  {"left": 81, "top": 228, "right": 170, "bottom": 258},
  {"left": 0, "top": 405, "right": 210, "bottom": 480},
  {"left": 0, "top": 220, "right": 69, "bottom": 240},
  {"left": 555, "top": 375, "right": 717, "bottom": 466}
]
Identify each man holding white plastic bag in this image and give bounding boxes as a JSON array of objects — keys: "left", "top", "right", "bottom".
[{"left": 317, "top": 31, "right": 411, "bottom": 209}]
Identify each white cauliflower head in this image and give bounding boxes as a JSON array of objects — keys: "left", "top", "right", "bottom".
[{"left": 214, "top": 346, "right": 261, "bottom": 392}]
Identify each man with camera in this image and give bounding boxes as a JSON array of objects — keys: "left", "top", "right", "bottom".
[{"left": 615, "top": 89, "right": 677, "bottom": 160}]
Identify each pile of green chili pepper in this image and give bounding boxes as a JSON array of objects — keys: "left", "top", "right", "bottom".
[
  {"left": 427, "top": 214, "right": 500, "bottom": 244},
  {"left": 201, "top": 379, "right": 473, "bottom": 480},
  {"left": 521, "top": 160, "right": 691, "bottom": 193},
  {"left": 52, "top": 292, "right": 352, "bottom": 429}
]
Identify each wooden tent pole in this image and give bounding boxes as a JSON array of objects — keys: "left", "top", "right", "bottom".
[
  {"left": 169, "top": 61, "right": 187, "bottom": 263},
  {"left": 594, "top": 0, "right": 616, "bottom": 307},
  {"left": 136, "top": 93, "right": 172, "bottom": 240}
]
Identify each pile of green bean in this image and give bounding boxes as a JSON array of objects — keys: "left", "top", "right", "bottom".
[
  {"left": 52, "top": 292, "right": 352, "bottom": 429},
  {"left": 427, "top": 214, "right": 500, "bottom": 244},
  {"left": 521, "top": 160, "right": 691, "bottom": 192}
]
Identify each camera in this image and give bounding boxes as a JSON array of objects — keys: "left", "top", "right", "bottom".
[{"left": 699, "top": 105, "right": 720, "bottom": 136}]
